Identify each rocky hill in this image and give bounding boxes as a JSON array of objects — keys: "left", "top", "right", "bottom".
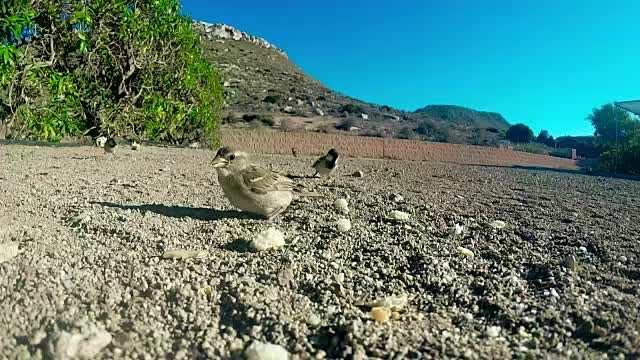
[{"left": 195, "top": 21, "right": 510, "bottom": 145}]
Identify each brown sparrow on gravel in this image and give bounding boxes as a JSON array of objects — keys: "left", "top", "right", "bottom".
[{"left": 211, "top": 146, "right": 323, "bottom": 220}]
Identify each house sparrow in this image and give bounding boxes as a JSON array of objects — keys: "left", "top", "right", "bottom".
[
  {"left": 211, "top": 146, "right": 322, "bottom": 220},
  {"left": 104, "top": 137, "right": 116, "bottom": 154},
  {"left": 312, "top": 148, "right": 339, "bottom": 177}
]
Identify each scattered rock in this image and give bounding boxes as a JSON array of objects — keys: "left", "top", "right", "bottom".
[
  {"left": 251, "top": 228, "right": 285, "bottom": 251},
  {"left": 296, "top": 99, "right": 304, "bottom": 105},
  {"left": 451, "top": 224, "right": 465, "bottom": 236},
  {"left": 283, "top": 106, "right": 294, "bottom": 113},
  {"left": 368, "top": 293, "right": 408, "bottom": 311},
  {"left": 352, "top": 170, "right": 365, "bottom": 178},
  {"left": 486, "top": 326, "right": 501, "bottom": 338},
  {"left": 131, "top": 141, "right": 141, "bottom": 151},
  {"left": 389, "top": 210, "right": 410, "bottom": 222},
  {"left": 162, "top": 249, "right": 207, "bottom": 260},
  {"left": 46, "top": 325, "right": 112, "bottom": 359},
  {"left": 619, "top": 255, "right": 628, "bottom": 263},
  {"left": 333, "top": 198, "right": 349, "bottom": 214},
  {"left": 489, "top": 220, "right": 506, "bottom": 229},
  {"left": 223, "top": 81, "right": 231, "bottom": 87},
  {"left": 244, "top": 341, "right": 289, "bottom": 360},
  {"left": 390, "top": 193, "right": 404, "bottom": 202},
  {"left": 336, "top": 218, "right": 352, "bottom": 233},
  {"left": 561, "top": 255, "right": 577, "bottom": 270},
  {"left": 189, "top": 142, "right": 200, "bottom": 149},
  {"left": 370, "top": 307, "right": 391, "bottom": 322},
  {"left": 313, "top": 108, "right": 324, "bottom": 116},
  {"left": 457, "top": 246, "right": 474, "bottom": 258},
  {"left": 360, "top": 113, "right": 368, "bottom": 120},
  {"left": 0, "top": 242, "right": 19, "bottom": 263}
]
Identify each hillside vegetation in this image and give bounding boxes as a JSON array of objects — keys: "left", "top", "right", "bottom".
[
  {"left": 1, "top": 0, "right": 223, "bottom": 146},
  {"left": 195, "top": 22, "right": 509, "bottom": 145}
]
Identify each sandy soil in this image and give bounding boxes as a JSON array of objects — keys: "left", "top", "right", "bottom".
[{"left": 1, "top": 142, "right": 639, "bottom": 359}]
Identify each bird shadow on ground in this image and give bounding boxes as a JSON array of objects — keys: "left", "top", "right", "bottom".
[
  {"left": 286, "top": 174, "right": 317, "bottom": 180},
  {"left": 222, "top": 238, "right": 253, "bottom": 253},
  {"left": 93, "top": 201, "right": 260, "bottom": 221}
]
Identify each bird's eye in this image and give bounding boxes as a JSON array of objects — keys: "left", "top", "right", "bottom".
[{"left": 229, "top": 154, "right": 236, "bottom": 160}]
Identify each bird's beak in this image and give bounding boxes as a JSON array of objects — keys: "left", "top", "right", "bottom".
[{"left": 210, "top": 156, "right": 228, "bottom": 168}]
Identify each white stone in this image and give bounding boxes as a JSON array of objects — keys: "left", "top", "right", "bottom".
[
  {"left": 313, "top": 108, "right": 325, "bottom": 116},
  {"left": 245, "top": 341, "right": 289, "bottom": 360},
  {"left": 251, "top": 228, "right": 285, "bottom": 251},
  {"left": 283, "top": 106, "right": 294, "bottom": 113},
  {"left": 0, "top": 242, "right": 19, "bottom": 263},
  {"left": 489, "top": 220, "right": 506, "bottom": 229},
  {"left": 333, "top": 198, "right": 349, "bottom": 214},
  {"left": 360, "top": 113, "right": 368, "bottom": 120},
  {"left": 457, "top": 246, "right": 474, "bottom": 257},
  {"left": 486, "top": 326, "right": 501, "bottom": 338},
  {"left": 389, "top": 210, "right": 410, "bottom": 221},
  {"left": 452, "top": 224, "right": 465, "bottom": 236},
  {"left": 47, "top": 326, "right": 112, "bottom": 359},
  {"left": 336, "top": 219, "right": 351, "bottom": 233}
]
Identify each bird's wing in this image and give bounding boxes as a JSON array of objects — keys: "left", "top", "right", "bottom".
[
  {"left": 240, "top": 164, "right": 294, "bottom": 194},
  {"left": 311, "top": 156, "right": 324, "bottom": 168}
]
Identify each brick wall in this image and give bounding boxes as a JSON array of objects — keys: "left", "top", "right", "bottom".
[{"left": 221, "top": 129, "right": 577, "bottom": 170}]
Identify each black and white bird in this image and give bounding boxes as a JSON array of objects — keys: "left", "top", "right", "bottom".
[
  {"left": 312, "top": 148, "right": 339, "bottom": 177},
  {"left": 103, "top": 137, "right": 117, "bottom": 154}
]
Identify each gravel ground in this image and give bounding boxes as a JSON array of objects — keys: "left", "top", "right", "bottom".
[{"left": 1, "top": 142, "right": 639, "bottom": 359}]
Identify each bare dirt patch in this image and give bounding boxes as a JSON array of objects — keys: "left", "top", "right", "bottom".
[{"left": 1, "top": 142, "right": 638, "bottom": 359}]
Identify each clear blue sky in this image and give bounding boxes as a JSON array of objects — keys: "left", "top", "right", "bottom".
[{"left": 182, "top": 0, "right": 640, "bottom": 137}]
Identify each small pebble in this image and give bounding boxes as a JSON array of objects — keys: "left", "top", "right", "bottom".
[
  {"left": 619, "top": 255, "right": 628, "bottom": 263},
  {"left": 352, "top": 170, "right": 364, "bottom": 177},
  {"left": 391, "top": 311, "right": 401, "bottom": 320},
  {"left": 486, "top": 326, "right": 501, "bottom": 338},
  {"left": 452, "top": 224, "right": 465, "bottom": 236},
  {"left": 389, "top": 210, "right": 410, "bottom": 222},
  {"left": 457, "top": 246, "right": 474, "bottom": 257},
  {"left": 370, "top": 307, "right": 391, "bottom": 322},
  {"left": 244, "top": 341, "right": 289, "bottom": 360},
  {"left": 579, "top": 246, "right": 587, "bottom": 253},
  {"left": 489, "top": 220, "right": 506, "bottom": 229},
  {"left": 560, "top": 255, "right": 577, "bottom": 270},
  {"left": 333, "top": 198, "right": 349, "bottom": 214},
  {"left": 336, "top": 218, "right": 352, "bottom": 233},
  {"left": 251, "top": 228, "right": 286, "bottom": 251},
  {"left": 0, "top": 242, "right": 20, "bottom": 263}
]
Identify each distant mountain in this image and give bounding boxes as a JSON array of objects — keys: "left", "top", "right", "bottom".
[
  {"left": 194, "top": 21, "right": 510, "bottom": 145},
  {"left": 415, "top": 105, "right": 510, "bottom": 130}
]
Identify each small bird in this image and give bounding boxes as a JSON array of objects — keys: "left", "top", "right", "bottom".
[
  {"left": 104, "top": 137, "right": 117, "bottom": 154},
  {"left": 211, "top": 146, "right": 322, "bottom": 220},
  {"left": 292, "top": 147, "right": 298, "bottom": 157},
  {"left": 312, "top": 148, "right": 339, "bottom": 177}
]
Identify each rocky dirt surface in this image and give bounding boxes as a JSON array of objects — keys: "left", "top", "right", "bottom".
[{"left": 1, "top": 142, "right": 639, "bottom": 359}]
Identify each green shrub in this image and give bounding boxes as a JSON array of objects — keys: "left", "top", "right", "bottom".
[
  {"left": 338, "top": 104, "right": 364, "bottom": 114},
  {"left": 263, "top": 95, "right": 283, "bottom": 104},
  {"left": 2, "top": 0, "right": 223, "bottom": 146},
  {"left": 512, "top": 143, "right": 548, "bottom": 155},
  {"left": 242, "top": 114, "right": 275, "bottom": 126},
  {"left": 599, "top": 131, "right": 640, "bottom": 174}
]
